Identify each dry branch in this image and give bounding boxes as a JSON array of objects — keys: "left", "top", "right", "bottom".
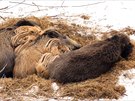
[
  {"left": 9, "top": 1, "right": 105, "bottom": 8},
  {"left": 0, "top": 16, "right": 6, "bottom": 21},
  {"left": 10, "top": 1, "right": 45, "bottom": 7},
  {"left": 0, "top": 0, "right": 25, "bottom": 12},
  {"left": 7, "top": 0, "right": 25, "bottom": 10},
  {"left": 32, "top": 2, "right": 40, "bottom": 11},
  {"left": 61, "top": 0, "right": 65, "bottom": 7},
  {"left": 0, "top": 6, "right": 8, "bottom": 10}
]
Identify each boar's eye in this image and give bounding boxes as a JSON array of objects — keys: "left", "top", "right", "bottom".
[{"left": 45, "top": 30, "right": 60, "bottom": 38}]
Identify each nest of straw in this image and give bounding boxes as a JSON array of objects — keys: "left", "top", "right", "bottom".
[{"left": 0, "top": 16, "right": 135, "bottom": 100}]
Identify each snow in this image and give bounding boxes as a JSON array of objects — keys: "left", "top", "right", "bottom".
[
  {"left": 130, "top": 34, "right": 135, "bottom": 41},
  {"left": 0, "top": 0, "right": 135, "bottom": 100},
  {"left": 118, "top": 69, "right": 135, "bottom": 100},
  {"left": 51, "top": 82, "right": 59, "bottom": 92},
  {"left": 1, "top": 0, "right": 135, "bottom": 30}
]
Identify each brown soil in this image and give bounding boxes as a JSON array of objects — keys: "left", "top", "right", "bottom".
[{"left": 0, "top": 16, "right": 135, "bottom": 100}]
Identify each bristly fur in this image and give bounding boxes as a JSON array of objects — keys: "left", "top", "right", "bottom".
[
  {"left": 48, "top": 34, "right": 133, "bottom": 84},
  {"left": 13, "top": 29, "right": 81, "bottom": 78},
  {"left": 0, "top": 19, "right": 41, "bottom": 77},
  {"left": 0, "top": 28, "right": 15, "bottom": 77}
]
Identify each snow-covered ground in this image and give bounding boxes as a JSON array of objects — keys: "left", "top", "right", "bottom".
[
  {"left": 1, "top": 0, "right": 135, "bottom": 30},
  {"left": 0, "top": 0, "right": 135, "bottom": 100}
]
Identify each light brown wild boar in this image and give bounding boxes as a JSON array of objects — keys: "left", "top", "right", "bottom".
[
  {"left": 12, "top": 25, "right": 43, "bottom": 55},
  {"left": 35, "top": 38, "right": 71, "bottom": 79},
  {"left": 13, "top": 29, "right": 81, "bottom": 78},
  {"left": 0, "top": 27, "right": 15, "bottom": 77},
  {"left": 0, "top": 19, "right": 39, "bottom": 77}
]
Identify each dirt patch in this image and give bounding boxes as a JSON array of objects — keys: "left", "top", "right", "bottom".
[{"left": 0, "top": 17, "right": 135, "bottom": 100}]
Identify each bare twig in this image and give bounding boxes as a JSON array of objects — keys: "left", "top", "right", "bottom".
[
  {"left": 0, "top": 6, "right": 8, "bottom": 10},
  {"left": 71, "top": 1, "right": 105, "bottom": 7},
  {"left": 8, "top": 0, "right": 105, "bottom": 17},
  {"left": 0, "top": 0, "right": 25, "bottom": 13},
  {"left": 32, "top": 2, "right": 40, "bottom": 11},
  {"left": 0, "top": 16, "right": 6, "bottom": 21},
  {"left": 10, "top": 1, "right": 105, "bottom": 8},
  {"left": 0, "top": 11, "right": 13, "bottom": 14},
  {"left": 8, "top": 0, "right": 25, "bottom": 9},
  {"left": 10, "top": 1, "right": 45, "bottom": 7},
  {"left": 61, "top": 0, "right": 65, "bottom": 7},
  {"left": 25, "top": 8, "right": 47, "bottom": 14}
]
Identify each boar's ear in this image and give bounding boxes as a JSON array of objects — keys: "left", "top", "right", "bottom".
[
  {"left": 109, "top": 34, "right": 120, "bottom": 42},
  {"left": 14, "top": 19, "right": 39, "bottom": 27}
]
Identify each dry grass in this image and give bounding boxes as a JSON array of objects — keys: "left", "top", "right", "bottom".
[
  {"left": 0, "top": 16, "right": 135, "bottom": 100},
  {"left": 0, "top": 16, "right": 95, "bottom": 46}
]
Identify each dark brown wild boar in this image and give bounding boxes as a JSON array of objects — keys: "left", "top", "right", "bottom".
[{"left": 48, "top": 34, "right": 133, "bottom": 84}]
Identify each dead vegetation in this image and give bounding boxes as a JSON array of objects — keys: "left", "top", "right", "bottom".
[{"left": 0, "top": 16, "right": 135, "bottom": 100}]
